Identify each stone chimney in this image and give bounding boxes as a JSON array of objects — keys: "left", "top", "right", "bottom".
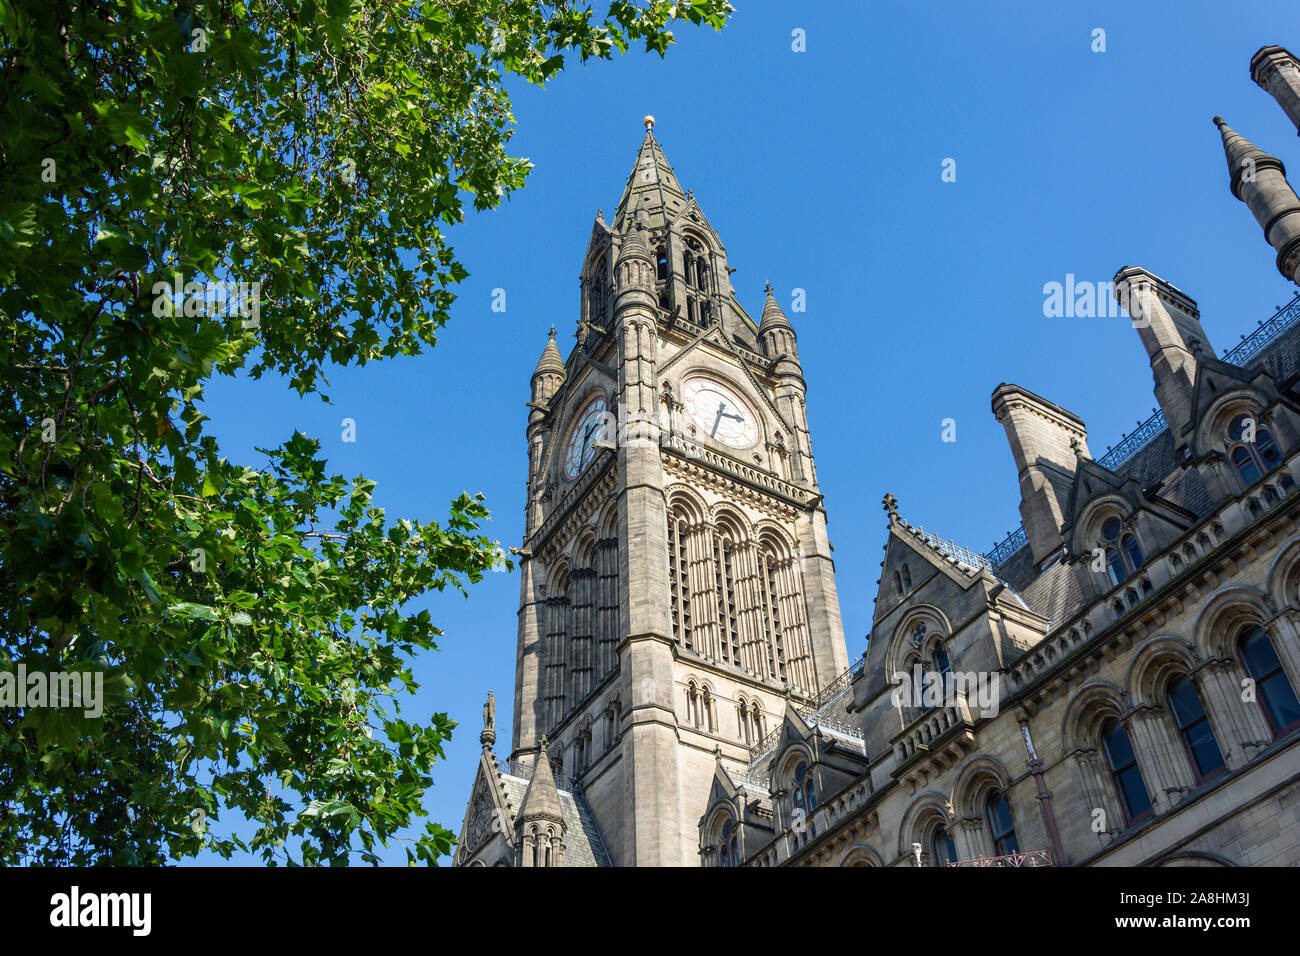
[
  {"left": 991, "top": 384, "right": 1089, "bottom": 566},
  {"left": 1114, "top": 267, "right": 1208, "bottom": 445},
  {"left": 1252, "top": 45, "right": 1300, "bottom": 136}
]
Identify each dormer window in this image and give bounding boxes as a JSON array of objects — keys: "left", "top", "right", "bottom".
[
  {"left": 718, "top": 819, "right": 739, "bottom": 867},
  {"left": 1228, "top": 414, "right": 1280, "bottom": 487},
  {"left": 1100, "top": 515, "right": 1143, "bottom": 586},
  {"left": 788, "top": 761, "right": 817, "bottom": 847}
]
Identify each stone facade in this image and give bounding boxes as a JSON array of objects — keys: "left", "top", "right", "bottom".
[{"left": 455, "top": 48, "right": 1300, "bottom": 868}]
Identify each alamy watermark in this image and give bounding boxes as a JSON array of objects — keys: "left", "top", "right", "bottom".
[
  {"left": 0, "top": 664, "right": 104, "bottom": 718},
  {"left": 151, "top": 273, "right": 262, "bottom": 327},
  {"left": 1042, "top": 274, "right": 1148, "bottom": 326},
  {"left": 889, "top": 665, "right": 1000, "bottom": 719}
]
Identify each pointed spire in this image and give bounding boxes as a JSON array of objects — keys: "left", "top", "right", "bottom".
[
  {"left": 758, "top": 283, "right": 792, "bottom": 332},
  {"left": 532, "top": 326, "right": 565, "bottom": 380},
  {"left": 517, "top": 738, "right": 565, "bottom": 824},
  {"left": 612, "top": 117, "right": 689, "bottom": 234},
  {"left": 1215, "top": 115, "right": 1284, "bottom": 199}
]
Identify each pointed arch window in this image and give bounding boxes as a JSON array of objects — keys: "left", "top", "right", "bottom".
[
  {"left": 714, "top": 535, "right": 741, "bottom": 665},
  {"left": 1100, "top": 515, "right": 1144, "bottom": 586},
  {"left": 985, "top": 790, "right": 1019, "bottom": 856},
  {"left": 932, "top": 825, "right": 958, "bottom": 867},
  {"left": 1239, "top": 625, "right": 1300, "bottom": 736},
  {"left": 759, "top": 547, "right": 788, "bottom": 682},
  {"left": 1228, "top": 414, "right": 1282, "bottom": 487},
  {"left": 719, "top": 819, "right": 738, "bottom": 867},
  {"left": 789, "top": 760, "right": 817, "bottom": 845},
  {"left": 1101, "top": 719, "right": 1153, "bottom": 824},
  {"left": 655, "top": 246, "right": 669, "bottom": 281},
  {"left": 667, "top": 516, "right": 692, "bottom": 650},
  {"left": 1166, "top": 676, "right": 1225, "bottom": 781}
]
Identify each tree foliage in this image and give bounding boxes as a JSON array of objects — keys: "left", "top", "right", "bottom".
[{"left": 0, "top": 0, "right": 731, "bottom": 864}]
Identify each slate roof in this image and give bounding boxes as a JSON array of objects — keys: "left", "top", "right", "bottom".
[{"left": 500, "top": 773, "right": 613, "bottom": 867}]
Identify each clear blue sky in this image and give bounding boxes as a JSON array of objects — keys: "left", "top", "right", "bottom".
[{"left": 195, "top": 0, "right": 1300, "bottom": 863}]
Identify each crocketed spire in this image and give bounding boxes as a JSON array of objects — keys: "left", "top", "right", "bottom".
[
  {"left": 532, "top": 326, "right": 566, "bottom": 380},
  {"left": 758, "top": 282, "right": 793, "bottom": 333}
]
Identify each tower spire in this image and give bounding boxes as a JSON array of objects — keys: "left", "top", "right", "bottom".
[
  {"left": 1215, "top": 116, "right": 1300, "bottom": 285},
  {"left": 612, "top": 117, "right": 688, "bottom": 234}
]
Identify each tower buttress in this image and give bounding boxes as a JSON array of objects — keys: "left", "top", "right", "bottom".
[{"left": 611, "top": 216, "right": 684, "bottom": 865}]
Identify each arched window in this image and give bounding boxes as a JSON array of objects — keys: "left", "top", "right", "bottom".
[
  {"left": 655, "top": 246, "right": 668, "bottom": 281},
  {"left": 761, "top": 549, "right": 787, "bottom": 683},
  {"left": 1101, "top": 719, "right": 1153, "bottom": 824},
  {"left": 718, "top": 819, "right": 738, "bottom": 867},
  {"left": 933, "top": 646, "right": 952, "bottom": 679},
  {"left": 1239, "top": 625, "right": 1300, "bottom": 736},
  {"left": 984, "top": 790, "right": 1019, "bottom": 856},
  {"left": 931, "top": 825, "right": 958, "bottom": 867},
  {"left": 738, "top": 700, "right": 752, "bottom": 744},
  {"left": 667, "top": 517, "right": 692, "bottom": 650},
  {"left": 1100, "top": 515, "right": 1143, "bottom": 586},
  {"left": 701, "top": 688, "right": 715, "bottom": 733},
  {"left": 789, "top": 760, "right": 817, "bottom": 845},
  {"left": 686, "top": 682, "right": 701, "bottom": 729},
  {"left": 714, "top": 536, "right": 741, "bottom": 665},
  {"left": 901, "top": 564, "right": 912, "bottom": 590},
  {"left": 1228, "top": 414, "right": 1281, "bottom": 487},
  {"left": 1166, "top": 676, "right": 1225, "bottom": 781}
]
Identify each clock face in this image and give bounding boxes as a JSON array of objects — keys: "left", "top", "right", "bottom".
[
  {"left": 563, "top": 396, "right": 609, "bottom": 479},
  {"left": 682, "top": 376, "right": 759, "bottom": 449}
]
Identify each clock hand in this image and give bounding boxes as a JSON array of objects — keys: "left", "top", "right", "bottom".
[{"left": 711, "top": 402, "right": 726, "bottom": 438}]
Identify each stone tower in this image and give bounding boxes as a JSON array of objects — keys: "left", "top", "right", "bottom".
[{"left": 459, "top": 118, "right": 850, "bottom": 866}]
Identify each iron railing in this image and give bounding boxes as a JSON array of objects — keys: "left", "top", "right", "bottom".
[
  {"left": 496, "top": 757, "right": 577, "bottom": 794},
  {"left": 946, "top": 848, "right": 1053, "bottom": 867}
]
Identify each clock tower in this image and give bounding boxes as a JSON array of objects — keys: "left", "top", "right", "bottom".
[{"left": 461, "top": 118, "right": 849, "bottom": 866}]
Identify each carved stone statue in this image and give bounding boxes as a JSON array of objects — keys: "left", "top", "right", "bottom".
[{"left": 483, "top": 690, "right": 496, "bottom": 732}]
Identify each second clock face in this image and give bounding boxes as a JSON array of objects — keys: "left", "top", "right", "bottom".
[
  {"left": 563, "top": 396, "right": 608, "bottom": 479},
  {"left": 682, "top": 376, "right": 759, "bottom": 449}
]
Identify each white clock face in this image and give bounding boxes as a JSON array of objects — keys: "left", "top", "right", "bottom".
[
  {"left": 682, "top": 376, "right": 759, "bottom": 449},
  {"left": 563, "top": 396, "right": 608, "bottom": 479}
]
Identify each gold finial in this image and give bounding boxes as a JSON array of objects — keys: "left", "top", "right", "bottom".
[{"left": 643, "top": 115, "right": 655, "bottom": 130}]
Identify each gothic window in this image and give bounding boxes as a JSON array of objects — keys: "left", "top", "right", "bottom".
[
  {"left": 901, "top": 564, "right": 912, "bottom": 590},
  {"left": 667, "top": 518, "right": 692, "bottom": 650},
  {"left": 718, "top": 818, "right": 739, "bottom": 867},
  {"left": 655, "top": 246, "right": 669, "bottom": 281},
  {"left": 788, "top": 760, "right": 817, "bottom": 846},
  {"left": 933, "top": 645, "right": 952, "bottom": 680},
  {"left": 984, "top": 790, "right": 1019, "bottom": 856},
  {"left": 1100, "top": 719, "right": 1153, "bottom": 824},
  {"left": 932, "top": 825, "right": 958, "bottom": 867},
  {"left": 1099, "top": 515, "right": 1144, "bottom": 586},
  {"left": 738, "top": 699, "right": 752, "bottom": 744},
  {"left": 1228, "top": 414, "right": 1281, "bottom": 487},
  {"left": 596, "top": 535, "right": 619, "bottom": 679},
  {"left": 893, "top": 571, "right": 902, "bottom": 596},
  {"left": 714, "top": 536, "right": 741, "bottom": 665},
  {"left": 686, "top": 681, "right": 701, "bottom": 729},
  {"left": 759, "top": 547, "right": 788, "bottom": 682},
  {"left": 1166, "top": 676, "right": 1225, "bottom": 781},
  {"left": 1238, "top": 625, "right": 1300, "bottom": 736}
]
